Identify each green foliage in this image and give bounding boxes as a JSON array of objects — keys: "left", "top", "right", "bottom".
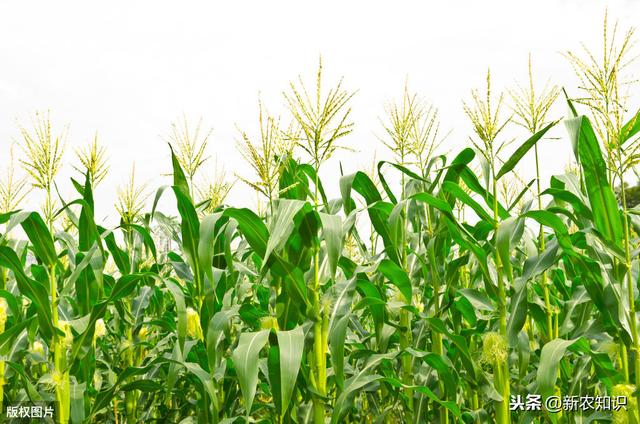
[{"left": 1, "top": 22, "right": 640, "bottom": 424}]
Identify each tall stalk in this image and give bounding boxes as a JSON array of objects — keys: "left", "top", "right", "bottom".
[
  {"left": 464, "top": 69, "right": 511, "bottom": 423},
  {"left": 510, "top": 55, "right": 560, "bottom": 341},
  {"left": 284, "top": 58, "right": 354, "bottom": 423},
  {"left": 311, "top": 167, "right": 328, "bottom": 423},
  {"left": 616, "top": 143, "right": 640, "bottom": 419},
  {"left": 381, "top": 84, "right": 419, "bottom": 419},
  {"left": 124, "top": 229, "right": 138, "bottom": 423},
  {"left": 0, "top": 297, "right": 6, "bottom": 415},
  {"left": 399, "top": 167, "right": 414, "bottom": 420},
  {"left": 0, "top": 221, "right": 10, "bottom": 414},
  {"left": 115, "top": 171, "right": 150, "bottom": 423},
  {"left": 535, "top": 143, "right": 554, "bottom": 340},
  {"left": 491, "top": 159, "right": 511, "bottom": 424},
  {"left": 16, "top": 112, "right": 71, "bottom": 421},
  {"left": 50, "top": 264, "right": 70, "bottom": 424}
]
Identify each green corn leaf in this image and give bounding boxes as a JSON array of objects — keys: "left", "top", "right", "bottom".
[
  {"left": 120, "top": 379, "right": 163, "bottom": 392},
  {"left": 427, "top": 318, "right": 478, "bottom": 379},
  {"left": 340, "top": 171, "right": 382, "bottom": 215},
  {"left": 459, "top": 167, "right": 510, "bottom": 219},
  {"left": 442, "top": 148, "right": 475, "bottom": 193},
  {"left": 20, "top": 212, "right": 57, "bottom": 267},
  {"left": 378, "top": 259, "right": 412, "bottom": 303},
  {"left": 0, "top": 290, "right": 21, "bottom": 321},
  {"left": 109, "top": 273, "right": 150, "bottom": 301},
  {"left": 541, "top": 187, "right": 593, "bottom": 220},
  {"left": 74, "top": 251, "right": 99, "bottom": 314},
  {"left": 275, "top": 326, "right": 304, "bottom": 413},
  {"left": 223, "top": 208, "right": 269, "bottom": 257},
  {"left": 164, "top": 277, "right": 187, "bottom": 354},
  {"left": 0, "top": 246, "right": 55, "bottom": 341},
  {"left": 496, "top": 121, "right": 558, "bottom": 179},
  {"left": 518, "top": 241, "right": 559, "bottom": 283},
  {"left": 7, "top": 362, "right": 42, "bottom": 402},
  {"left": 89, "top": 362, "right": 164, "bottom": 419},
  {"left": 61, "top": 242, "right": 98, "bottom": 298},
  {"left": 620, "top": 108, "right": 640, "bottom": 146},
  {"left": 329, "top": 315, "right": 351, "bottom": 391},
  {"left": 319, "top": 212, "right": 343, "bottom": 279},
  {"left": 377, "top": 160, "right": 430, "bottom": 204},
  {"left": 102, "top": 230, "right": 130, "bottom": 273},
  {"left": 356, "top": 279, "right": 385, "bottom": 339},
  {"left": 496, "top": 216, "right": 523, "bottom": 282},
  {"left": 169, "top": 143, "right": 191, "bottom": 200},
  {"left": 264, "top": 199, "right": 309, "bottom": 266},
  {"left": 70, "top": 381, "right": 86, "bottom": 424},
  {"left": 565, "top": 115, "right": 623, "bottom": 246},
  {"left": 442, "top": 181, "right": 495, "bottom": 224},
  {"left": 173, "top": 186, "right": 201, "bottom": 280},
  {"left": 328, "top": 277, "right": 357, "bottom": 390},
  {"left": 384, "top": 377, "right": 463, "bottom": 420},
  {"left": 459, "top": 289, "right": 494, "bottom": 311},
  {"left": 507, "top": 179, "right": 535, "bottom": 212},
  {"left": 340, "top": 171, "right": 399, "bottom": 265},
  {"left": 331, "top": 352, "right": 397, "bottom": 424},
  {"left": 231, "top": 330, "right": 270, "bottom": 415},
  {"left": 198, "top": 213, "right": 223, "bottom": 292},
  {"left": 506, "top": 279, "right": 528, "bottom": 346},
  {"left": 182, "top": 362, "right": 217, "bottom": 406},
  {"left": 536, "top": 338, "right": 580, "bottom": 397},
  {"left": 406, "top": 348, "right": 457, "bottom": 395},
  {"left": 56, "top": 199, "right": 104, "bottom": 256},
  {"left": 523, "top": 210, "right": 573, "bottom": 252},
  {"left": 409, "top": 192, "right": 453, "bottom": 215},
  {"left": 206, "top": 307, "right": 238, "bottom": 379},
  {"left": 0, "top": 210, "right": 19, "bottom": 225},
  {"left": 121, "top": 223, "right": 157, "bottom": 261},
  {"left": 453, "top": 294, "right": 477, "bottom": 325},
  {"left": 297, "top": 162, "right": 329, "bottom": 207},
  {"left": 68, "top": 272, "right": 152, "bottom": 365},
  {"left": 0, "top": 316, "right": 35, "bottom": 355},
  {"left": 78, "top": 172, "right": 97, "bottom": 251}
]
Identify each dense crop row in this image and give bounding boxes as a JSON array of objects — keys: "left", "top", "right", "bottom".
[{"left": 1, "top": 13, "right": 640, "bottom": 424}]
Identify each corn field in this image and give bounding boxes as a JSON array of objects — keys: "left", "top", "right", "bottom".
[{"left": 1, "top": 13, "right": 640, "bottom": 424}]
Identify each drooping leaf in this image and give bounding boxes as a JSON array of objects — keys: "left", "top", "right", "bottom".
[
  {"left": 0, "top": 246, "right": 55, "bottom": 341},
  {"left": 378, "top": 259, "right": 411, "bottom": 303},
  {"left": 20, "top": 212, "right": 57, "bottom": 267},
  {"left": 231, "top": 330, "right": 270, "bottom": 415},
  {"left": 0, "top": 316, "right": 35, "bottom": 355},
  {"left": 276, "top": 326, "right": 304, "bottom": 413},
  {"left": 223, "top": 208, "right": 269, "bottom": 258},
  {"left": 264, "top": 199, "right": 309, "bottom": 265},
  {"left": 328, "top": 277, "right": 357, "bottom": 390},
  {"left": 536, "top": 338, "right": 580, "bottom": 397}
]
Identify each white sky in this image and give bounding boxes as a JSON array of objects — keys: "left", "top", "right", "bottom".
[{"left": 1, "top": 0, "right": 639, "bottom": 224}]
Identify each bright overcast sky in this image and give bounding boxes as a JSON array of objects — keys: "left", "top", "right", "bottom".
[{"left": 1, "top": 1, "right": 639, "bottom": 223}]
